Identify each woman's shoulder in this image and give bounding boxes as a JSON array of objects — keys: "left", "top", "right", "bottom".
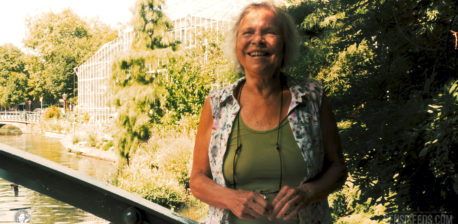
[
  {"left": 287, "top": 76, "right": 323, "bottom": 107},
  {"left": 208, "top": 78, "right": 245, "bottom": 103},
  {"left": 207, "top": 78, "right": 244, "bottom": 116},
  {"left": 287, "top": 76, "right": 323, "bottom": 93},
  {"left": 208, "top": 84, "right": 233, "bottom": 106}
]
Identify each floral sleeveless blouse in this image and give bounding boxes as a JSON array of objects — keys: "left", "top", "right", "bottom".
[{"left": 205, "top": 77, "right": 332, "bottom": 224}]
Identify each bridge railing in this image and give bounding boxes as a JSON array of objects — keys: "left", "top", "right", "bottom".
[
  {"left": 0, "top": 111, "right": 42, "bottom": 123},
  {"left": 0, "top": 143, "right": 197, "bottom": 224}
]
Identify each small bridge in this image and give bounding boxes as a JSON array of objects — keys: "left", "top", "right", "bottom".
[{"left": 0, "top": 111, "right": 41, "bottom": 134}]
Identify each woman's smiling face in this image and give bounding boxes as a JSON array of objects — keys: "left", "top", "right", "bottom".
[{"left": 236, "top": 7, "right": 284, "bottom": 76}]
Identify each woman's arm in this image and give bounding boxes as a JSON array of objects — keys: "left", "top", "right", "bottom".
[
  {"left": 304, "top": 94, "right": 347, "bottom": 199},
  {"left": 269, "top": 94, "right": 347, "bottom": 220},
  {"left": 190, "top": 98, "right": 270, "bottom": 220}
]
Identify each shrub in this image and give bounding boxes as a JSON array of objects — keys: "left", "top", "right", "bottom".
[
  {"left": 83, "top": 113, "right": 90, "bottom": 123},
  {"left": 44, "top": 105, "right": 61, "bottom": 119},
  {"left": 102, "top": 140, "right": 114, "bottom": 151},
  {"left": 115, "top": 130, "right": 203, "bottom": 216},
  {"left": 88, "top": 131, "right": 98, "bottom": 147},
  {"left": 72, "top": 135, "right": 80, "bottom": 144},
  {"left": 329, "top": 178, "right": 389, "bottom": 223}
]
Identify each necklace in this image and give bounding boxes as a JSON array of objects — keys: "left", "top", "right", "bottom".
[{"left": 232, "top": 79, "right": 284, "bottom": 197}]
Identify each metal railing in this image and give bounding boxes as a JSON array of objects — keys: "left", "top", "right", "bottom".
[
  {"left": 0, "top": 143, "right": 197, "bottom": 224},
  {"left": 0, "top": 111, "right": 41, "bottom": 123}
]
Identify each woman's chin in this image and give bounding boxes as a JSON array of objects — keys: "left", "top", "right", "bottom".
[{"left": 244, "top": 64, "right": 280, "bottom": 76}]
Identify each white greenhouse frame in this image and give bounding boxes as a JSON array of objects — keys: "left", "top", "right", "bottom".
[{"left": 75, "top": 32, "right": 134, "bottom": 123}]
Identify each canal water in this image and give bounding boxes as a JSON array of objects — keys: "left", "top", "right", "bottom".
[{"left": 0, "top": 134, "right": 116, "bottom": 223}]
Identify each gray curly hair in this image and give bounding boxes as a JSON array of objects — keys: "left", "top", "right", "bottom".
[{"left": 224, "top": 1, "right": 299, "bottom": 73}]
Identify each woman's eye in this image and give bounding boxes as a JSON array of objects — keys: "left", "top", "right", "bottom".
[{"left": 266, "top": 30, "right": 278, "bottom": 35}]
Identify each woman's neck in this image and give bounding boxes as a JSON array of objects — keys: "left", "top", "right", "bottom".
[{"left": 243, "top": 71, "right": 283, "bottom": 98}]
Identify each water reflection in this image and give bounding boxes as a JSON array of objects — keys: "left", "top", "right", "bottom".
[{"left": 0, "top": 134, "right": 115, "bottom": 223}]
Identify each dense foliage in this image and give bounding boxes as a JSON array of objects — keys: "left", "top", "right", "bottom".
[{"left": 286, "top": 0, "right": 457, "bottom": 220}]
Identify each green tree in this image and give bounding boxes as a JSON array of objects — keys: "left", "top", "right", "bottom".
[
  {"left": 132, "top": 0, "right": 177, "bottom": 50},
  {"left": 111, "top": 0, "right": 183, "bottom": 165},
  {"left": 23, "top": 54, "right": 48, "bottom": 103},
  {"left": 24, "top": 9, "right": 117, "bottom": 103},
  {"left": 1, "top": 72, "right": 28, "bottom": 108},
  {"left": 286, "top": 0, "right": 457, "bottom": 220},
  {"left": 0, "top": 44, "right": 28, "bottom": 108}
]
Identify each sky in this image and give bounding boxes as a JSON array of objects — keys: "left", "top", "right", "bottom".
[
  {"left": 0, "top": 0, "right": 136, "bottom": 48},
  {"left": 0, "top": 0, "right": 257, "bottom": 49}
]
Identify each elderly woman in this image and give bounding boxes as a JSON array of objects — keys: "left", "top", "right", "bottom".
[{"left": 190, "top": 2, "right": 346, "bottom": 223}]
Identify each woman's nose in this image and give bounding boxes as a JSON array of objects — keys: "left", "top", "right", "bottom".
[{"left": 251, "top": 33, "right": 265, "bottom": 46}]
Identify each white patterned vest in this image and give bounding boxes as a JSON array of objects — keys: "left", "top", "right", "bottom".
[{"left": 205, "top": 77, "right": 332, "bottom": 224}]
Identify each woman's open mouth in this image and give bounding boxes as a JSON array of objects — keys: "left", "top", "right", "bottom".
[{"left": 248, "top": 51, "right": 270, "bottom": 57}]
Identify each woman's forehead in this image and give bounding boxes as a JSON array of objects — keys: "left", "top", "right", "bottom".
[{"left": 238, "top": 7, "right": 281, "bottom": 29}]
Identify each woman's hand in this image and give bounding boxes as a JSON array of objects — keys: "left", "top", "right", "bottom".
[
  {"left": 227, "top": 190, "right": 271, "bottom": 220},
  {"left": 268, "top": 185, "right": 314, "bottom": 221}
]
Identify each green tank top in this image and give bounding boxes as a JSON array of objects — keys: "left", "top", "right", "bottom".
[{"left": 223, "top": 114, "right": 307, "bottom": 224}]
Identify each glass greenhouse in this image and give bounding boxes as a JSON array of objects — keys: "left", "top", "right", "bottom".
[{"left": 76, "top": 0, "right": 286, "bottom": 123}]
